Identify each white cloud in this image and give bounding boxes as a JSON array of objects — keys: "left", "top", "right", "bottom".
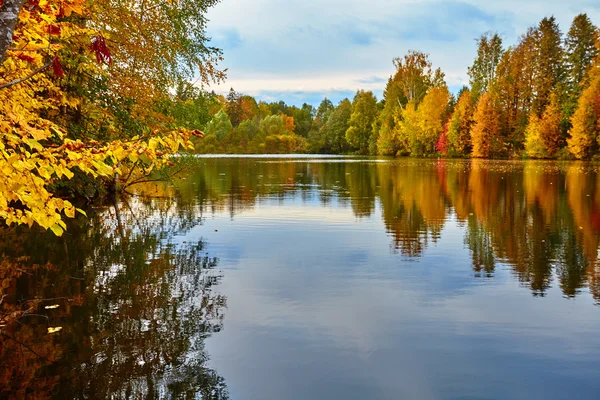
[{"left": 204, "top": 0, "right": 600, "bottom": 104}]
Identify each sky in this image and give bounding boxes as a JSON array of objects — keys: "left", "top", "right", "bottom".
[{"left": 204, "top": 0, "right": 600, "bottom": 107}]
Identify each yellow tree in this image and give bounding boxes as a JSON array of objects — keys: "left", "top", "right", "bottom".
[
  {"left": 0, "top": 0, "right": 213, "bottom": 234},
  {"left": 524, "top": 112, "right": 545, "bottom": 158},
  {"left": 567, "top": 75, "right": 600, "bottom": 159},
  {"left": 471, "top": 92, "right": 503, "bottom": 158},
  {"left": 447, "top": 89, "right": 474, "bottom": 156},
  {"left": 538, "top": 93, "right": 562, "bottom": 156},
  {"left": 416, "top": 87, "right": 450, "bottom": 155}
]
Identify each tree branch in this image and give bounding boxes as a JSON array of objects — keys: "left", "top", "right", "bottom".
[{"left": 0, "top": 59, "right": 52, "bottom": 90}]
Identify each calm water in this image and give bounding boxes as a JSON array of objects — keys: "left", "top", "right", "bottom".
[{"left": 2, "top": 156, "right": 600, "bottom": 399}]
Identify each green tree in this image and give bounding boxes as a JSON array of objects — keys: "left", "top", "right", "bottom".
[
  {"left": 564, "top": 14, "right": 599, "bottom": 119},
  {"left": 205, "top": 109, "right": 233, "bottom": 140},
  {"left": 325, "top": 99, "right": 353, "bottom": 153},
  {"left": 468, "top": 32, "right": 503, "bottom": 101},
  {"left": 565, "top": 14, "right": 599, "bottom": 92},
  {"left": 346, "top": 90, "right": 378, "bottom": 153},
  {"left": 532, "top": 17, "right": 565, "bottom": 115}
]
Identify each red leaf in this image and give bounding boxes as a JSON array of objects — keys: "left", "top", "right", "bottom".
[
  {"left": 16, "top": 53, "right": 36, "bottom": 63},
  {"left": 48, "top": 24, "right": 61, "bottom": 35},
  {"left": 90, "top": 36, "right": 112, "bottom": 64},
  {"left": 52, "top": 56, "right": 65, "bottom": 77}
]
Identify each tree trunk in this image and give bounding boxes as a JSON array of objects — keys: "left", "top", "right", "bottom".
[{"left": 0, "top": 0, "right": 24, "bottom": 65}]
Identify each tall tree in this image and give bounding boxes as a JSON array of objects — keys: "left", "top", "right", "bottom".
[
  {"left": 565, "top": 14, "right": 599, "bottom": 93},
  {"left": 493, "top": 29, "right": 537, "bottom": 150},
  {"left": 447, "top": 89, "right": 475, "bottom": 156},
  {"left": 390, "top": 50, "right": 446, "bottom": 106},
  {"left": 471, "top": 92, "right": 503, "bottom": 158},
  {"left": 346, "top": 90, "right": 378, "bottom": 153},
  {"left": 564, "top": 14, "right": 599, "bottom": 120},
  {"left": 415, "top": 87, "right": 450, "bottom": 155},
  {"left": 531, "top": 16, "right": 565, "bottom": 115},
  {"left": 468, "top": 32, "right": 503, "bottom": 101},
  {"left": 225, "top": 88, "right": 244, "bottom": 127}
]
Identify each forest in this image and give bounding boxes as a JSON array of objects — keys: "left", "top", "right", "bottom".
[
  {"left": 0, "top": 1, "right": 599, "bottom": 235},
  {"left": 189, "top": 14, "right": 600, "bottom": 160}
]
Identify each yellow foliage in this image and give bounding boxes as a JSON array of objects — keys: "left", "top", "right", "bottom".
[
  {"left": 567, "top": 74, "right": 600, "bottom": 159},
  {"left": 471, "top": 92, "right": 503, "bottom": 158},
  {"left": 0, "top": 0, "right": 198, "bottom": 234}
]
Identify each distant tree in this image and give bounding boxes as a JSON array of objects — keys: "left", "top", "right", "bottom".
[
  {"left": 290, "top": 103, "right": 314, "bottom": 137},
  {"left": 225, "top": 88, "right": 244, "bottom": 127},
  {"left": 205, "top": 109, "right": 233, "bottom": 140},
  {"left": 471, "top": 92, "right": 503, "bottom": 158},
  {"left": 260, "top": 114, "right": 292, "bottom": 137},
  {"left": 346, "top": 90, "right": 378, "bottom": 153},
  {"left": 447, "top": 89, "right": 475, "bottom": 156},
  {"left": 307, "top": 98, "right": 335, "bottom": 153},
  {"left": 326, "top": 99, "right": 352, "bottom": 153},
  {"left": 468, "top": 32, "right": 503, "bottom": 101}
]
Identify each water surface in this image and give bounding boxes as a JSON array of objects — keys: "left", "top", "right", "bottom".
[{"left": 1, "top": 157, "right": 600, "bottom": 399}]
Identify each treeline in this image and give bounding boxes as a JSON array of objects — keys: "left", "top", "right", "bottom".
[{"left": 177, "top": 14, "right": 600, "bottom": 159}]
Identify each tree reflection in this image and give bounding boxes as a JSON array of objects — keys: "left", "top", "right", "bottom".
[
  {"left": 169, "top": 157, "right": 600, "bottom": 302},
  {"left": 3, "top": 156, "right": 600, "bottom": 399},
  {"left": 0, "top": 197, "right": 228, "bottom": 399}
]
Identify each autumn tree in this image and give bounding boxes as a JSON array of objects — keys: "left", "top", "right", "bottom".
[
  {"left": 447, "top": 89, "right": 475, "bottom": 156},
  {"left": 531, "top": 16, "right": 565, "bottom": 115},
  {"left": 346, "top": 90, "right": 378, "bottom": 153},
  {"left": 567, "top": 70, "right": 600, "bottom": 159},
  {"left": 525, "top": 93, "right": 562, "bottom": 158},
  {"left": 468, "top": 32, "right": 503, "bottom": 101},
  {"left": 492, "top": 29, "right": 536, "bottom": 150},
  {"left": 471, "top": 92, "right": 503, "bottom": 158},
  {"left": 390, "top": 50, "right": 446, "bottom": 106},
  {"left": 225, "top": 88, "right": 244, "bottom": 127},
  {"left": 376, "top": 51, "right": 446, "bottom": 155}
]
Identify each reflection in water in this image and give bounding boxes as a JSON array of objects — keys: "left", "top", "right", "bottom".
[
  {"left": 167, "top": 157, "right": 600, "bottom": 302},
  {"left": 0, "top": 197, "right": 228, "bottom": 399},
  {"left": 2, "top": 157, "right": 600, "bottom": 399}
]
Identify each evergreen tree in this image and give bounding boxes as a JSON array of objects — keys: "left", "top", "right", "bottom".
[{"left": 532, "top": 17, "right": 565, "bottom": 115}]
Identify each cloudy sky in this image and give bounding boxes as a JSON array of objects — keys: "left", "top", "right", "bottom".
[{"left": 205, "top": 0, "right": 600, "bottom": 106}]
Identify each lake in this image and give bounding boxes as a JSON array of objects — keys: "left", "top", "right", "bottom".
[{"left": 1, "top": 156, "right": 600, "bottom": 399}]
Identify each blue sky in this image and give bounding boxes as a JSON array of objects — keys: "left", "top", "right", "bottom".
[{"left": 205, "top": 0, "right": 600, "bottom": 107}]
